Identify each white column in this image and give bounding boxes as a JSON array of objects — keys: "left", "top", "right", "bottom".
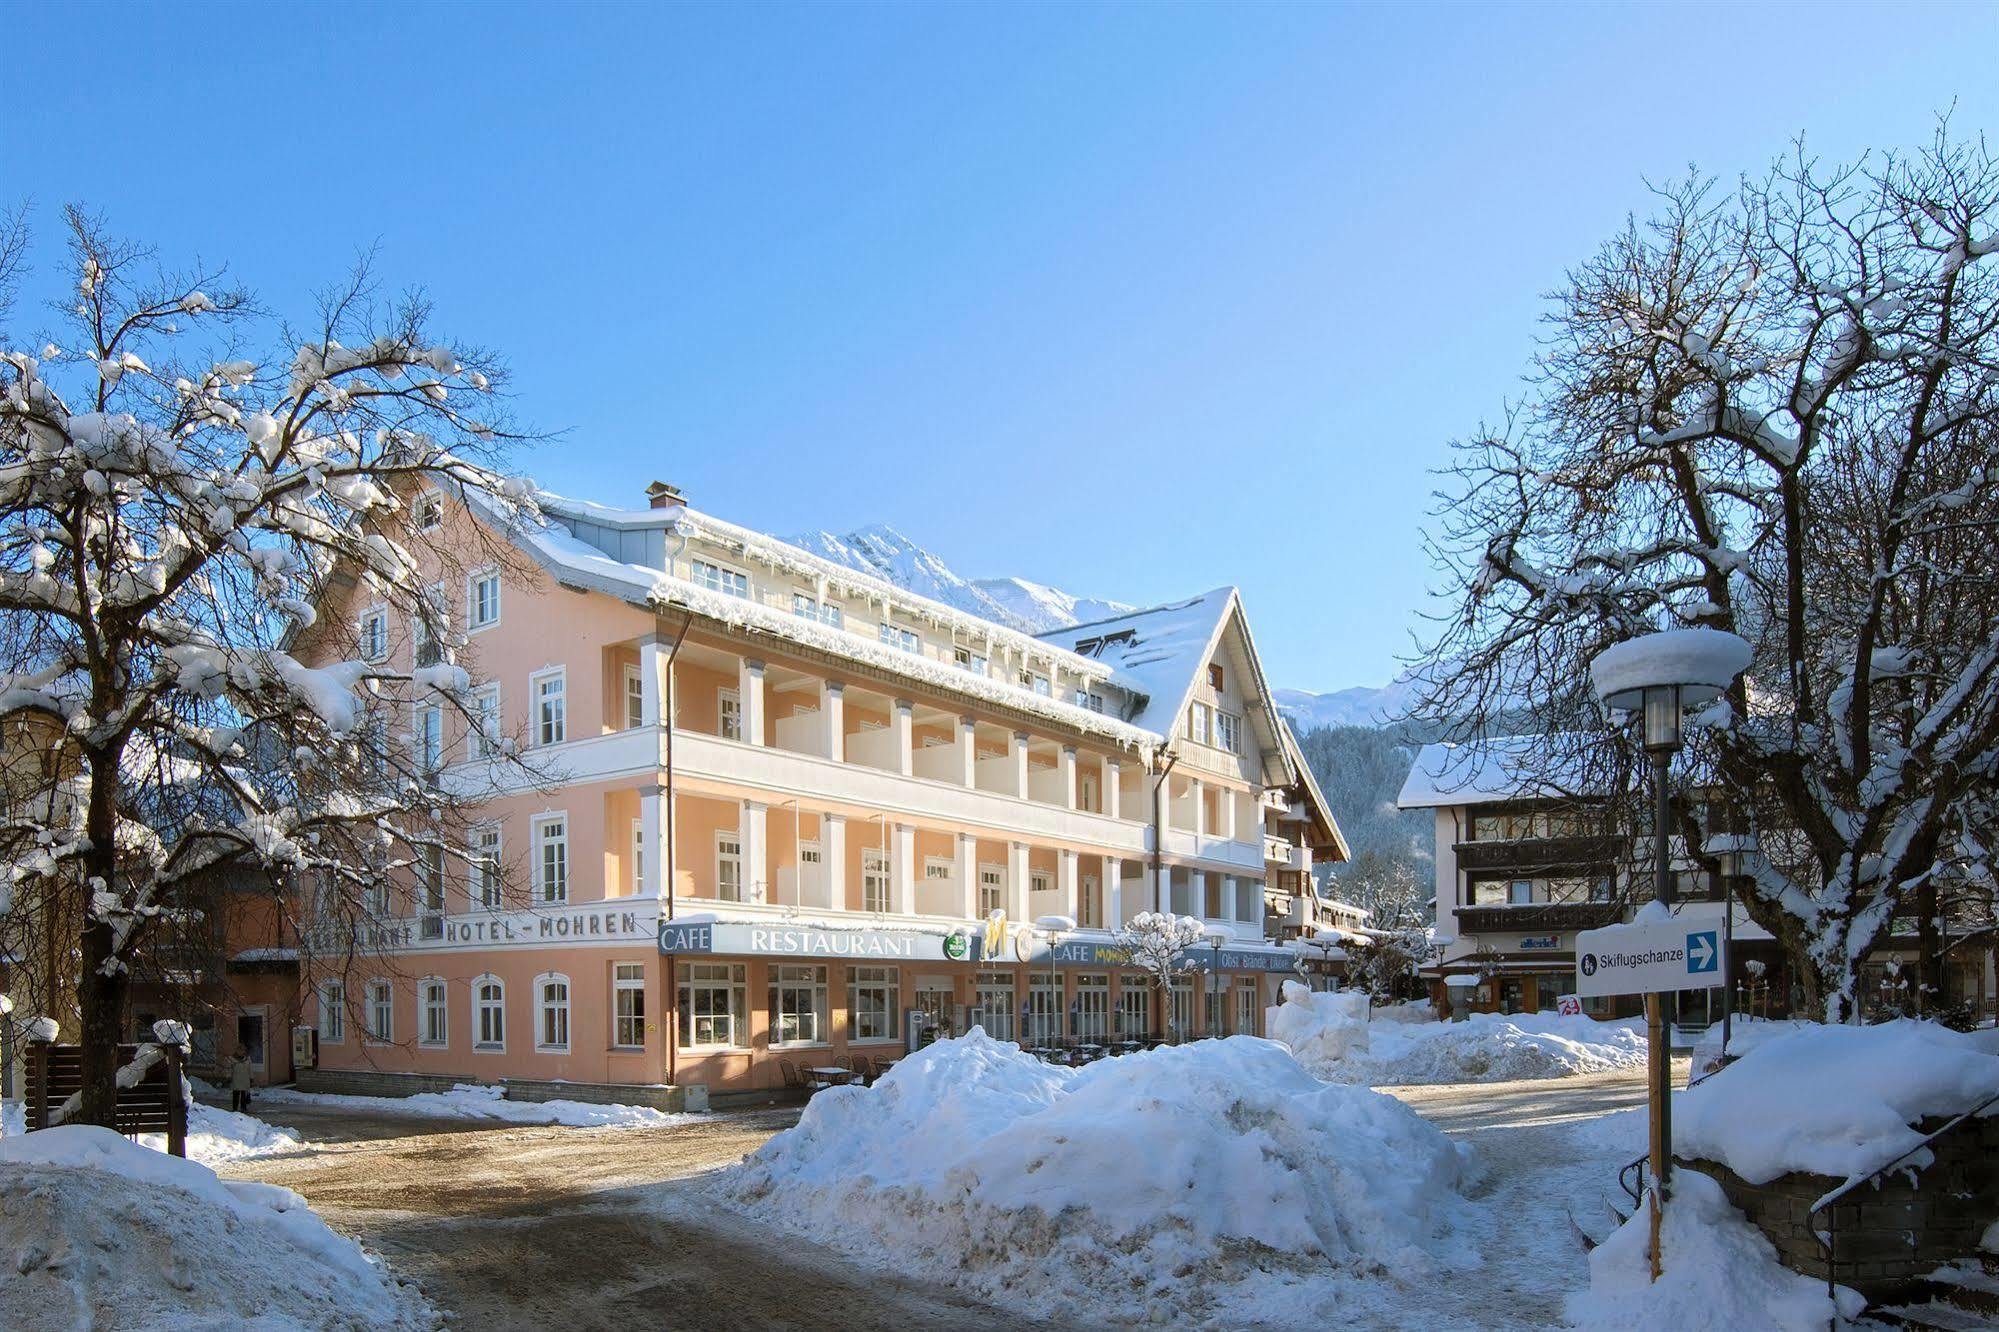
[
  {"left": 894, "top": 699, "right": 914, "bottom": 777},
  {"left": 893, "top": 823, "right": 916, "bottom": 916},
  {"left": 956, "top": 832, "right": 978, "bottom": 919},
  {"left": 739, "top": 659, "right": 766, "bottom": 747},
  {"left": 1059, "top": 746, "right": 1078, "bottom": 810},
  {"left": 639, "top": 636, "right": 667, "bottom": 728},
  {"left": 1220, "top": 786, "right": 1237, "bottom": 842},
  {"left": 639, "top": 784, "right": 666, "bottom": 897},
  {"left": 1008, "top": 840, "right": 1030, "bottom": 921},
  {"left": 742, "top": 799, "right": 768, "bottom": 903},
  {"left": 1011, "top": 731, "right": 1030, "bottom": 799},
  {"left": 1106, "top": 858, "right": 1124, "bottom": 928},
  {"left": 1059, "top": 848, "right": 1078, "bottom": 919},
  {"left": 823, "top": 680, "right": 845, "bottom": 762},
  {"left": 1104, "top": 757, "right": 1121, "bottom": 820},
  {"left": 958, "top": 716, "right": 977, "bottom": 787},
  {"left": 1191, "top": 778, "right": 1206, "bottom": 837},
  {"left": 1156, "top": 861, "right": 1173, "bottom": 914},
  {"left": 824, "top": 814, "right": 847, "bottom": 911}
]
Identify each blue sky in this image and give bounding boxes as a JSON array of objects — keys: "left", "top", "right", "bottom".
[{"left": 11, "top": 2, "right": 1996, "bottom": 691}]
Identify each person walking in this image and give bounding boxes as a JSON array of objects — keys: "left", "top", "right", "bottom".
[{"left": 228, "top": 1044, "right": 253, "bottom": 1113}]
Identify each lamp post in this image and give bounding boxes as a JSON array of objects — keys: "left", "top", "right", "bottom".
[
  {"left": 1711, "top": 840, "right": 1750, "bottom": 1062},
  {"left": 1202, "top": 929, "right": 1229, "bottom": 1035},
  {"left": 1590, "top": 626, "right": 1751, "bottom": 1278},
  {"left": 1035, "top": 915, "right": 1075, "bottom": 1049}
]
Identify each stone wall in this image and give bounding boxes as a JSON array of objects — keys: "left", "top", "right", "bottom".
[
  {"left": 1686, "top": 1112, "right": 1999, "bottom": 1301},
  {"left": 293, "top": 1068, "right": 469, "bottom": 1098},
  {"left": 290, "top": 1067, "right": 704, "bottom": 1112}
]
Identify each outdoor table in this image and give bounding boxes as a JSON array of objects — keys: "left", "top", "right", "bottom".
[{"left": 807, "top": 1066, "right": 857, "bottom": 1085}]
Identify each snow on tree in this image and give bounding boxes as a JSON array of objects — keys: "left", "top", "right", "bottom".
[
  {"left": 0, "top": 207, "right": 543, "bottom": 1125},
  {"left": 1112, "top": 911, "right": 1204, "bottom": 1020},
  {"left": 1416, "top": 127, "right": 1999, "bottom": 1021}
]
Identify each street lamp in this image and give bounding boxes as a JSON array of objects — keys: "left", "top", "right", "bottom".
[
  {"left": 1709, "top": 836, "right": 1753, "bottom": 1062},
  {"left": 1035, "top": 914, "right": 1076, "bottom": 1050},
  {"left": 1202, "top": 929, "right": 1230, "bottom": 1036},
  {"left": 1590, "top": 627, "right": 1751, "bottom": 1254}
]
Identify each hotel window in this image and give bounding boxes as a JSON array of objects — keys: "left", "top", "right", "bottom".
[
  {"left": 1079, "top": 873, "right": 1100, "bottom": 928},
  {"left": 1236, "top": 878, "right": 1262, "bottom": 923},
  {"left": 923, "top": 857, "right": 953, "bottom": 882},
  {"left": 1075, "top": 974, "right": 1109, "bottom": 1041},
  {"left": 848, "top": 966, "right": 901, "bottom": 1042},
  {"left": 419, "top": 978, "right": 448, "bottom": 1048},
  {"left": 623, "top": 664, "right": 645, "bottom": 730},
  {"left": 679, "top": 962, "right": 745, "bottom": 1048},
  {"left": 418, "top": 844, "right": 445, "bottom": 939},
  {"left": 535, "top": 816, "right": 569, "bottom": 903},
  {"left": 536, "top": 974, "right": 571, "bottom": 1053},
  {"left": 1169, "top": 872, "right": 1196, "bottom": 918},
  {"left": 1204, "top": 873, "right": 1224, "bottom": 919},
  {"left": 954, "top": 645, "right": 988, "bottom": 674},
  {"left": 470, "top": 825, "right": 502, "bottom": 908},
  {"left": 978, "top": 864, "right": 1004, "bottom": 916},
  {"left": 1118, "top": 984, "right": 1150, "bottom": 1040},
  {"left": 1018, "top": 670, "right": 1050, "bottom": 696},
  {"left": 1169, "top": 977, "right": 1196, "bottom": 1038},
  {"left": 414, "top": 490, "right": 443, "bottom": 531},
  {"left": 1215, "top": 710, "right": 1242, "bottom": 755},
  {"left": 1208, "top": 663, "right": 1224, "bottom": 692},
  {"left": 613, "top": 962, "right": 647, "bottom": 1048},
  {"left": 1187, "top": 702, "right": 1212, "bottom": 746},
  {"left": 1030, "top": 869, "right": 1053, "bottom": 899},
  {"left": 974, "top": 972, "right": 1016, "bottom": 1041},
  {"left": 717, "top": 688, "right": 742, "bottom": 741},
  {"left": 467, "top": 683, "right": 500, "bottom": 759},
  {"left": 364, "top": 874, "right": 391, "bottom": 918},
  {"left": 1508, "top": 879, "right": 1534, "bottom": 905},
  {"left": 468, "top": 569, "right": 501, "bottom": 630},
  {"left": 412, "top": 582, "right": 447, "bottom": 668},
  {"left": 367, "top": 980, "right": 393, "bottom": 1042},
  {"left": 792, "top": 592, "right": 843, "bottom": 628},
  {"left": 473, "top": 976, "right": 505, "bottom": 1051},
  {"left": 691, "top": 558, "right": 749, "bottom": 599},
  {"left": 533, "top": 669, "right": 566, "bottom": 745},
  {"left": 318, "top": 981, "right": 346, "bottom": 1044},
  {"left": 415, "top": 705, "right": 443, "bottom": 774},
  {"left": 862, "top": 848, "right": 891, "bottom": 914},
  {"left": 878, "top": 621, "right": 921, "bottom": 654},
  {"left": 359, "top": 607, "right": 388, "bottom": 662},
  {"left": 1470, "top": 880, "right": 1508, "bottom": 906},
  {"left": 716, "top": 832, "right": 743, "bottom": 902},
  {"left": 1235, "top": 980, "right": 1259, "bottom": 1037},
  {"left": 1075, "top": 689, "right": 1106, "bottom": 713},
  {"left": 630, "top": 820, "right": 644, "bottom": 895},
  {"left": 767, "top": 964, "right": 828, "bottom": 1046}
]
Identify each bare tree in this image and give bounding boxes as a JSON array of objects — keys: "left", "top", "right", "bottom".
[
  {"left": 1417, "top": 126, "right": 1999, "bottom": 1021},
  {"left": 0, "top": 207, "right": 544, "bottom": 1123}
]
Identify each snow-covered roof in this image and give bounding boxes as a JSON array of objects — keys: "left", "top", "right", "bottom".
[
  {"left": 1395, "top": 736, "right": 1606, "bottom": 809},
  {"left": 1035, "top": 589, "right": 1238, "bottom": 736}
]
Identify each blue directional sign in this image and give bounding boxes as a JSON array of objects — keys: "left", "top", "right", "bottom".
[{"left": 1686, "top": 931, "right": 1719, "bottom": 973}]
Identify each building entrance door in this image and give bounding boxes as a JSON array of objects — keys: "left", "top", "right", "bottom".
[{"left": 236, "top": 1011, "right": 268, "bottom": 1083}]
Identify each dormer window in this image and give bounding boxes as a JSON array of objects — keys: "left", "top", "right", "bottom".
[
  {"left": 878, "top": 622, "right": 920, "bottom": 654},
  {"left": 692, "top": 559, "right": 749, "bottom": 599},
  {"left": 1208, "top": 663, "right": 1225, "bottom": 691}
]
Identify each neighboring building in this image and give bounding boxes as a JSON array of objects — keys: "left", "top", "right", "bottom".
[
  {"left": 1396, "top": 737, "right": 1773, "bottom": 1023},
  {"left": 297, "top": 481, "right": 1347, "bottom": 1098}
]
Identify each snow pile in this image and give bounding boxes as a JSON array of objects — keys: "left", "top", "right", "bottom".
[
  {"left": 1566, "top": 1170, "right": 1863, "bottom": 1330},
  {"left": 0, "top": 1125, "right": 435, "bottom": 1330},
  {"left": 259, "top": 1081, "right": 694, "bottom": 1128},
  {"left": 1677, "top": 1019, "right": 1999, "bottom": 1185},
  {"left": 1, "top": 1098, "right": 22, "bottom": 1137},
  {"left": 711, "top": 1030, "right": 1476, "bottom": 1324},
  {"left": 1688, "top": 1017, "right": 1813, "bottom": 1078},
  {"left": 138, "top": 1099, "right": 303, "bottom": 1164},
  {"left": 1266, "top": 984, "right": 1647, "bottom": 1085}
]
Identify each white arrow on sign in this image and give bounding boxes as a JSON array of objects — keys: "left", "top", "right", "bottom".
[{"left": 1688, "top": 933, "right": 1715, "bottom": 971}]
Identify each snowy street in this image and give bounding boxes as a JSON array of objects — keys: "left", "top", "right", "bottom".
[{"left": 210, "top": 1064, "right": 1673, "bottom": 1330}]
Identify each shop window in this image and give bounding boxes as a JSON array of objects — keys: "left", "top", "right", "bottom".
[
  {"left": 613, "top": 963, "right": 648, "bottom": 1048},
  {"left": 847, "top": 966, "right": 901, "bottom": 1042},
  {"left": 768, "top": 964, "right": 828, "bottom": 1046},
  {"left": 678, "top": 963, "right": 745, "bottom": 1049},
  {"left": 974, "top": 971, "right": 1016, "bottom": 1042}
]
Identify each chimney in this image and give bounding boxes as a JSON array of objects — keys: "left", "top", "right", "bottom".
[{"left": 645, "top": 480, "right": 685, "bottom": 510}]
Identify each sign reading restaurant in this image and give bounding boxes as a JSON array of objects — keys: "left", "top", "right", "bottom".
[{"left": 657, "top": 916, "right": 1299, "bottom": 972}]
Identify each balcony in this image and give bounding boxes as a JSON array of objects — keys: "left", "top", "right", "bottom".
[
  {"left": 1452, "top": 835, "right": 1623, "bottom": 875},
  {"left": 1455, "top": 902, "right": 1621, "bottom": 933}
]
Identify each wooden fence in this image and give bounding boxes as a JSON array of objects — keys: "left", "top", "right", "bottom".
[{"left": 25, "top": 1042, "right": 187, "bottom": 1157}]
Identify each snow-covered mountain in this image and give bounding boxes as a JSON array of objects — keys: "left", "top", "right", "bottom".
[
  {"left": 1273, "top": 674, "right": 1420, "bottom": 731},
  {"left": 790, "top": 524, "right": 1133, "bottom": 633}
]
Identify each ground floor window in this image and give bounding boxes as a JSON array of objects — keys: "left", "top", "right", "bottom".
[
  {"left": 678, "top": 962, "right": 745, "bottom": 1048},
  {"left": 1075, "top": 974, "right": 1109, "bottom": 1041},
  {"left": 768, "top": 964, "right": 829, "bottom": 1046},
  {"left": 419, "top": 978, "right": 447, "bottom": 1047},
  {"left": 318, "top": 980, "right": 346, "bottom": 1044},
  {"left": 974, "top": 971, "right": 1015, "bottom": 1041},
  {"left": 1234, "top": 980, "right": 1259, "bottom": 1036},
  {"left": 613, "top": 962, "right": 647, "bottom": 1048},
  {"left": 536, "top": 974, "right": 571, "bottom": 1052},
  {"left": 1026, "top": 978, "right": 1061, "bottom": 1045},
  {"left": 473, "top": 975, "right": 505, "bottom": 1051},
  {"left": 1117, "top": 983, "right": 1150, "bottom": 1039},
  {"left": 1203, "top": 978, "right": 1226, "bottom": 1035},
  {"left": 848, "top": 965, "right": 901, "bottom": 1042},
  {"left": 1169, "top": 977, "right": 1196, "bottom": 1039},
  {"left": 367, "top": 979, "right": 393, "bottom": 1042}
]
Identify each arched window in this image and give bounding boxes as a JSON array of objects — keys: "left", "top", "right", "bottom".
[
  {"left": 472, "top": 974, "right": 505, "bottom": 1052},
  {"left": 535, "top": 973, "right": 571, "bottom": 1053},
  {"left": 418, "top": 977, "right": 448, "bottom": 1048}
]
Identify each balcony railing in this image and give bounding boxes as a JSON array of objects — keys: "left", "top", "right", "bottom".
[
  {"left": 1452, "top": 835, "right": 1623, "bottom": 874},
  {"left": 1455, "top": 901, "right": 1621, "bottom": 933}
]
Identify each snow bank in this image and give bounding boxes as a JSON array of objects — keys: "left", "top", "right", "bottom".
[
  {"left": 0, "top": 1125, "right": 435, "bottom": 1330},
  {"left": 1677, "top": 1019, "right": 1999, "bottom": 1186},
  {"left": 1566, "top": 1170, "right": 1863, "bottom": 1330},
  {"left": 711, "top": 1030, "right": 1476, "bottom": 1324},
  {"left": 258, "top": 1080, "right": 695, "bottom": 1128},
  {"left": 1688, "top": 1017, "right": 1813, "bottom": 1078},
  {"left": 136, "top": 1099, "right": 304, "bottom": 1164},
  {"left": 1266, "top": 983, "right": 1647, "bottom": 1085}
]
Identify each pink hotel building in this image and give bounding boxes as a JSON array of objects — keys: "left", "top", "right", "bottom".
[{"left": 300, "top": 481, "right": 1348, "bottom": 1103}]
